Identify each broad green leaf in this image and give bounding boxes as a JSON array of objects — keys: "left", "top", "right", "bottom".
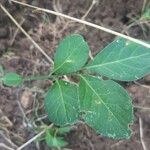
[
  {"left": 44, "top": 80, "right": 79, "bottom": 126},
  {"left": 53, "top": 34, "right": 89, "bottom": 74},
  {"left": 85, "top": 38, "right": 150, "bottom": 81},
  {"left": 2, "top": 72, "right": 23, "bottom": 86},
  {"left": 45, "top": 130, "right": 68, "bottom": 148},
  {"left": 79, "top": 75, "right": 133, "bottom": 139}
]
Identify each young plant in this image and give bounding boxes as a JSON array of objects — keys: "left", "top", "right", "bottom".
[
  {"left": 0, "top": 34, "right": 150, "bottom": 146},
  {"left": 37, "top": 126, "right": 71, "bottom": 148}
]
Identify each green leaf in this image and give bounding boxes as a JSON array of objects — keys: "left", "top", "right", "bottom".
[
  {"left": 79, "top": 75, "right": 133, "bottom": 139},
  {"left": 142, "top": 8, "right": 150, "bottom": 19},
  {"left": 2, "top": 72, "right": 23, "bottom": 87},
  {"left": 57, "top": 126, "right": 71, "bottom": 134},
  {"left": 53, "top": 34, "right": 89, "bottom": 74},
  {"left": 45, "top": 130, "right": 68, "bottom": 148},
  {"left": 44, "top": 80, "right": 79, "bottom": 126},
  {"left": 85, "top": 38, "right": 150, "bottom": 81}
]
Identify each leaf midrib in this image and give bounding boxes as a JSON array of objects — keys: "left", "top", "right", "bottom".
[
  {"left": 86, "top": 53, "right": 150, "bottom": 69},
  {"left": 80, "top": 75, "right": 127, "bottom": 130},
  {"left": 54, "top": 41, "right": 83, "bottom": 73},
  {"left": 56, "top": 81, "right": 68, "bottom": 122}
]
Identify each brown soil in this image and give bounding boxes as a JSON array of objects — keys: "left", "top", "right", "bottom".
[{"left": 0, "top": 0, "right": 150, "bottom": 150}]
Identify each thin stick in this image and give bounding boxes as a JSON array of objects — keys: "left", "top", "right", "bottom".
[
  {"left": 81, "top": 0, "right": 97, "bottom": 20},
  {"left": 0, "top": 4, "right": 54, "bottom": 64},
  {"left": 0, "top": 143, "right": 15, "bottom": 150},
  {"left": 134, "top": 105, "right": 150, "bottom": 111},
  {"left": 0, "top": 132, "right": 18, "bottom": 148},
  {"left": 134, "top": 81, "right": 150, "bottom": 89},
  {"left": 9, "top": 0, "right": 150, "bottom": 48},
  {"left": 17, "top": 124, "right": 53, "bottom": 150},
  {"left": 139, "top": 117, "right": 147, "bottom": 150},
  {"left": 16, "top": 100, "right": 32, "bottom": 127},
  {"left": 10, "top": 18, "right": 25, "bottom": 46},
  {"left": 142, "top": 0, "right": 147, "bottom": 12}
]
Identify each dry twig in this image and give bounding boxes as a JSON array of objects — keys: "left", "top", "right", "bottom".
[
  {"left": 139, "top": 117, "right": 148, "bottom": 150},
  {"left": 0, "top": 4, "right": 54, "bottom": 64},
  {"left": 8, "top": 0, "right": 150, "bottom": 48},
  {"left": 17, "top": 124, "right": 53, "bottom": 150},
  {"left": 0, "top": 143, "right": 15, "bottom": 150}
]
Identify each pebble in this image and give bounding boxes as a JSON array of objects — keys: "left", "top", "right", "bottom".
[{"left": 21, "top": 91, "right": 33, "bottom": 109}]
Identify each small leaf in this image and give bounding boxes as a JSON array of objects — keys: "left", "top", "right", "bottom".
[
  {"left": 85, "top": 38, "right": 150, "bottom": 81},
  {"left": 57, "top": 126, "right": 71, "bottom": 134},
  {"left": 44, "top": 80, "right": 79, "bottom": 126},
  {"left": 45, "top": 130, "right": 68, "bottom": 148},
  {"left": 2, "top": 72, "right": 23, "bottom": 87},
  {"left": 53, "top": 34, "right": 89, "bottom": 74},
  {"left": 142, "top": 8, "right": 150, "bottom": 19},
  {"left": 79, "top": 75, "right": 133, "bottom": 139}
]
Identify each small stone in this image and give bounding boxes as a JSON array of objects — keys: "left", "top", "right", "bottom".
[
  {"left": 21, "top": 91, "right": 33, "bottom": 109},
  {"left": 1, "top": 116, "right": 13, "bottom": 128}
]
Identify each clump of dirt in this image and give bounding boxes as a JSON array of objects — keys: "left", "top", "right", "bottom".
[{"left": 0, "top": 0, "right": 150, "bottom": 150}]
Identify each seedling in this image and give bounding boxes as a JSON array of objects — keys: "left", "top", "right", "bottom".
[
  {"left": 0, "top": 34, "right": 150, "bottom": 147},
  {"left": 36, "top": 126, "right": 71, "bottom": 148}
]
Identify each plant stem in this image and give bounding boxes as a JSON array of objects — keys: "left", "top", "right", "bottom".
[
  {"left": 17, "top": 124, "right": 53, "bottom": 150},
  {"left": 23, "top": 75, "right": 53, "bottom": 81}
]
